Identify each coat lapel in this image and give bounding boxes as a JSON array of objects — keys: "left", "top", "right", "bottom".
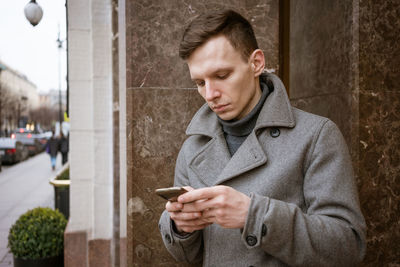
[
  {"left": 214, "top": 131, "right": 267, "bottom": 185},
  {"left": 188, "top": 132, "right": 231, "bottom": 186},
  {"left": 188, "top": 131, "right": 267, "bottom": 186}
]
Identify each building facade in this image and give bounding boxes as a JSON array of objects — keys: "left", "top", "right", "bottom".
[
  {"left": 39, "top": 89, "right": 67, "bottom": 109},
  {"left": 0, "top": 60, "right": 39, "bottom": 134}
]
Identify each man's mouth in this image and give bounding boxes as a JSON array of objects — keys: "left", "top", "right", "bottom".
[{"left": 212, "top": 104, "right": 229, "bottom": 112}]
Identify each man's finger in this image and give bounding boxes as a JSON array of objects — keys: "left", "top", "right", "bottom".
[
  {"left": 181, "top": 193, "right": 227, "bottom": 213},
  {"left": 178, "top": 186, "right": 222, "bottom": 203},
  {"left": 181, "top": 199, "right": 213, "bottom": 212},
  {"left": 170, "top": 211, "right": 201, "bottom": 221},
  {"left": 201, "top": 208, "right": 219, "bottom": 221},
  {"left": 166, "top": 201, "right": 183, "bottom": 212}
]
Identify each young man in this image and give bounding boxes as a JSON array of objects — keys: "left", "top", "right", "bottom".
[{"left": 159, "top": 10, "right": 366, "bottom": 266}]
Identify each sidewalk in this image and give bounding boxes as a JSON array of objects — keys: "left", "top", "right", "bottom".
[{"left": 0, "top": 152, "right": 62, "bottom": 266}]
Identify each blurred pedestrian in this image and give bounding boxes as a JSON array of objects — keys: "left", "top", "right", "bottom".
[
  {"left": 46, "top": 130, "right": 59, "bottom": 171},
  {"left": 59, "top": 131, "right": 69, "bottom": 165}
]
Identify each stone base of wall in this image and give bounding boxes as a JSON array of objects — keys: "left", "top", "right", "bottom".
[
  {"left": 64, "top": 223, "right": 88, "bottom": 267},
  {"left": 65, "top": 223, "right": 126, "bottom": 267},
  {"left": 88, "top": 239, "right": 111, "bottom": 267},
  {"left": 120, "top": 237, "right": 127, "bottom": 267}
]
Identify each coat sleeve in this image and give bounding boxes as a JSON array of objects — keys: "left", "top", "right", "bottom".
[
  {"left": 158, "top": 141, "right": 204, "bottom": 264},
  {"left": 241, "top": 120, "right": 366, "bottom": 266}
]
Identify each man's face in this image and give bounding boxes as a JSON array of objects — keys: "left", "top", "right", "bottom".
[{"left": 187, "top": 35, "right": 262, "bottom": 121}]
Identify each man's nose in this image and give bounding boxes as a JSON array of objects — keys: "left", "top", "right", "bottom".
[{"left": 204, "top": 81, "right": 220, "bottom": 101}]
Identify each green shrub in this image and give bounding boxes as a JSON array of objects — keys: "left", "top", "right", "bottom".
[
  {"left": 8, "top": 207, "right": 67, "bottom": 260},
  {"left": 57, "top": 167, "right": 69, "bottom": 180}
]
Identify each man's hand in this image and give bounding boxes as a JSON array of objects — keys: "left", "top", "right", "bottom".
[
  {"left": 166, "top": 186, "right": 212, "bottom": 233},
  {"left": 178, "top": 185, "right": 251, "bottom": 229}
]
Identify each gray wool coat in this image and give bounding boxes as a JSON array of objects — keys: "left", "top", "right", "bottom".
[{"left": 159, "top": 73, "right": 366, "bottom": 267}]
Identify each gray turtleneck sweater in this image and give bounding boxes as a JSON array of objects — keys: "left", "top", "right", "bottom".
[{"left": 218, "top": 80, "right": 271, "bottom": 156}]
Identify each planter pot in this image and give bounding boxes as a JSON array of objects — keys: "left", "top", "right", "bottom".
[
  {"left": 49, "top": 164, "right": 70, "bottom": 219},
  {"left": 54, "top": 185, "right": 70, "bottom": 219},
  {"left": 14, "top": 254, "right": 63, "bottom": 267}
]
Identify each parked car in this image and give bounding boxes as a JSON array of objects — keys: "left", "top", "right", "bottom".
[
  {"left": 0, "top": 138, "right": 29, "bottom": 164},
  {"left": 11, "top": 128, "right": 43, "bottom": 156},
  {"left": 33, "top": 132, "right": 51, "bottom": 151}
]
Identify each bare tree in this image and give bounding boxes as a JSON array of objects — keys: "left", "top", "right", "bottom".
[
  {"left": 29, "top": 106, "right": 59, "bottom": 130},
  {"left": 0, "top": 80, "right": 19, "bottom": 136},
  {"left": 0, "top": 79, "right": 3, "bottom": 136}
]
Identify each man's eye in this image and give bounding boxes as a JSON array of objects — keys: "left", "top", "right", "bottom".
[
  {"left": 196, "top": 81, "right": 205, "bottom": 87},
  {"left": 216, "top": 73, "right": 229, "bottom": 79}
]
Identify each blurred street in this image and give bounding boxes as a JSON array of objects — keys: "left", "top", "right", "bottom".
[{"left": 0, "top": 152, "right": 61, "bottom": 266}]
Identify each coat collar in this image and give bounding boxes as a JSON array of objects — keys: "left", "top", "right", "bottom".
[
  {"left": 186, "top": 73, "right": 295, "bottom": 186},
  {"left": 189, "top": 130, "right": 268, "bottom": 186},
  {"left": 186, "top": 73, "right": 295, "bottom": 138}
]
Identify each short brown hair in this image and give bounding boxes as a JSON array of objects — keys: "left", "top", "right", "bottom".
[{"left": 179, "top": 10, "right": 259, "bottom": 61}]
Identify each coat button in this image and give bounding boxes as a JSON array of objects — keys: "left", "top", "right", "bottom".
[
  {"left": 262, "top": 224, "right": 267, "bottom": 236},
  {"left": 246, "top": 235, "right": 257, "bottom": 246},
  {"left": 270, "top": 128, "right": 280, "bottom": 138},
  {"left": 165, "top": 234, "right": 172, "bottom": 244}
]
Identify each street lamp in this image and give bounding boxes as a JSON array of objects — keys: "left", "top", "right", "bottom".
[
  {"left": 24, "top": 0, "right": 43, "bottom": 27},
  {"left": 56, "top": 28, "right": 64, "bottom": 125},
  {"left": 0, "top": 67, "right": 3, "bottom": 136}
]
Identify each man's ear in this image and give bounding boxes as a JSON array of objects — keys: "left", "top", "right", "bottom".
[{"left": 250, "top": 49, "right": 265, "bottom": 77}]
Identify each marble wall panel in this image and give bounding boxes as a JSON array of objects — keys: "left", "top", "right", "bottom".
[
  {"left": 125, "top": 1, "right": 280, "bottom": 265},
  {"left": 290, "top": 0, "right": 354, "bottom": 99},
  {"left": 359, "top": 1, "right": 400, "bottom": 265},
  {"left": 290, "top": 1, "right": 400, "bottom": 264},
  {"left": 126, "top": 88, "right": 204, "bottom": 266},
  {"left": 126, "top": 0, "right": 279, "bottom": 89},
  {"left": 358, "top": 90, "right": 400, "bottom": 266},
  {"left": 359, "top": 0, "right": 400, "bottom": 93}
]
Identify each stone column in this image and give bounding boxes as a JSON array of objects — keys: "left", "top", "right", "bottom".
[
  {"left": 65, "top": 0, "right": 115, "bottom": 266},
  {"left": 124, "top": 1, "right": 279, "bottom": 265}
]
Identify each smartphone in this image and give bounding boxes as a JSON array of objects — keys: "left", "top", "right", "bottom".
[{"left": 155, "top": 187, "right": 188, "bottom": 202}]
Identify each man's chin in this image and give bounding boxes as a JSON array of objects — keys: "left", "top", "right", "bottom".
[{"left": 216, "top": 112, "right": 236, "bottom": 121}]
